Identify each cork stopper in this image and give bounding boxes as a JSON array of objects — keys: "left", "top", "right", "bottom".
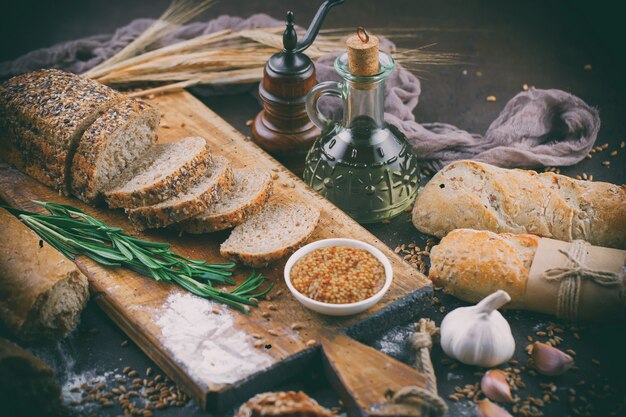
[{"left": 346, "top": 27, "right": 380, "bottom": 76}]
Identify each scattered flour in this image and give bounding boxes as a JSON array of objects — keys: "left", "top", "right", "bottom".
[
  {"left": 155, "top": 292, "right": 272, "bottom": 385},
  {"left": 374, "top": 324, "right": 414, "bottom": 363}
]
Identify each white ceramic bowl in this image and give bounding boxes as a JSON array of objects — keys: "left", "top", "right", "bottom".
[{"left": 284, "top": 238, "right": 393, "bottom": 316}]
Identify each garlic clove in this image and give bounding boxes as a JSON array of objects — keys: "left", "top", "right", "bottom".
[
  {"left": 481, "top": 369, "right": 513, "bottom": 403},
  {"left": 476, "top": 399, "right": 513, "bottom": 417},
  {"left": 531, "top": 342, "right": 573, "bottom": 376}
]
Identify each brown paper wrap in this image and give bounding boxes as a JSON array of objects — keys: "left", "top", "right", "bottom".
[{"left": 524, "top": 238, "right": 625, "bottom": 320}]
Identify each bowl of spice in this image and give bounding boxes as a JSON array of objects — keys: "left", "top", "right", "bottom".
[{"left": 284, "top": 238, "right": 392, "bottom": 316}]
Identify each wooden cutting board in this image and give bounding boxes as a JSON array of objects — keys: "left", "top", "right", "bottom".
[{"left": 0, "top": 91, "right": 433, "bottom": 416}]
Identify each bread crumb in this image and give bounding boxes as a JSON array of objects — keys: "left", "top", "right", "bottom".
[{"left": 486, "top": 95, "right": 497, "bottom": 102}]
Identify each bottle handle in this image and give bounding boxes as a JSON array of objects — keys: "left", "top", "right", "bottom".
[{"left": 306, "top": 81, "right": 343, "bottom": 130}]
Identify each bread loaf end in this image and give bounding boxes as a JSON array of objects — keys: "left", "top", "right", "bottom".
[{"left": 429, "top": 229, "right": 539, "bottom": 305}]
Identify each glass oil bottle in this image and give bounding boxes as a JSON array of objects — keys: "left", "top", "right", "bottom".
[{"left": 303, "top": 29, "right": 419, "bottom": 223}]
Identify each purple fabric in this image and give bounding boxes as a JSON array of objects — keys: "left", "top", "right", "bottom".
[{"left": 0, "top": 14, "right": 600, "bottom": 170}]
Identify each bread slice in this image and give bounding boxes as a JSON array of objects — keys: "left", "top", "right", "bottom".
[
  {"left": 128, "top": 156, "right": 233, "bottom": 230},
  {"left": 178, "top": 169, "right": 273, "bottom": 233},
  {"left": 220, "top": 203, "right": 321, "bottom": 267},
  {"left": 0, "top": 69, "right": 123, "bottom": 192},
  {"left": 105, "top": 137, "right": 211, "bottom": 209},
  {"left": 70, "top": 99, "right": 160, "bottom": 204}
]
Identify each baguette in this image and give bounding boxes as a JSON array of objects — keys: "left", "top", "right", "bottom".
[
  {"left": 429, "top": 229, "right": 538, "bottom": 304},
  {"left": 429, "top": 228, "right": 626, "bottom": 319},
  {"left": 105, "top": 136, "right": 211, "bottom": 209},
  {"left": 71, "top": 98, "right": 160, "bottom": 204},
  {"left": 0, "top": 208, "right": 89, "bottom": 340},
  {"left": 412, "top": 160, "right": 626, "bottom": 249},
  {"left": 0, "top": 69, "right": 122, "bottom": 192}
]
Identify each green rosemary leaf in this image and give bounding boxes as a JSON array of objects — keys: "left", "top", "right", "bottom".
[
  {"left": 124, "top": 235, "right": 171, "bottom": 249},
  {"left": 82, "top": 252, "right": 123, "bottom": 268},
  {"left": 13, "top": 201, "right": 271, "bottom": 312},
  {"left": 72, "top": 240, "right": 129, "bottom": 262},
  {"left": 110, "top": 235, "right": 134, "bottom": 261}
]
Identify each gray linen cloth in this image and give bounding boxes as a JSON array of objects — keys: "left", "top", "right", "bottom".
[{"left": 0, "top": 14, "right": 600, "bottom": 171}]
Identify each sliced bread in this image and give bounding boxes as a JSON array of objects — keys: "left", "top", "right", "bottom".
[
  {"left": 0, "top": 69, "right": 123, "bottom": 192},
  {"left": 220, "top": 203, "right": 321, "bottom": 267},
  {"left": 177, "top": 169, "right": 273, "bottom": 233},
  {"left": 128, "top": 156, "right": 233, "bottom": 230},
  {"left": 70, "top": 99, "right": 160, "bottom": 204},
  {"left": 105, "top": 137, "right": 211, "bottom": 209}
]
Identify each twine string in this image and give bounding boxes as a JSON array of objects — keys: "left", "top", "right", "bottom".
[
  {"left": 392, "top": 318, "right": 448, "bottom": 416},
  {"left": 542, "top": 240, "right": 623, "bottom": 319}
]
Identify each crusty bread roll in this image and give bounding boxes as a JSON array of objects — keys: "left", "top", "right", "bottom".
[
  {"left": 429, "top": 229, "right": 625, "bottom": 319},
  {"left": 412, "top": 160, "right": 626, "bottom": 249},
  {"left": 0, "top": 208, "right": 89, "bottom": 340},
  {"left": 429, "top": 229, "right": 539, "bottom": 306},
  {"left": 0, "top": 337, "right": 63, "bottom": 417}
]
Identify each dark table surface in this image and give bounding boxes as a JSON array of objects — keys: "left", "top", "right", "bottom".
[{"left": 1, "top": 1, "right": 625, "bottom": 417}]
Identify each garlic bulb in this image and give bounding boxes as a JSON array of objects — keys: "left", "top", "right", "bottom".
[{"left": 440, "top": 290, "right": 515, "bottom": 367}]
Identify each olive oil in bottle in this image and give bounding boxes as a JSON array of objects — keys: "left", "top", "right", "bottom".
[{"left": 303, "top": 30, "right": 419, "bottom": 223}]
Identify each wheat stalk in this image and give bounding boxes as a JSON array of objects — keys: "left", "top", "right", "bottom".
[
  {"left": 84, "top": 0, "right": 215, "bottom": 78},
  {"left": 84, "top": 2, "right": 461, "bottom": 97}
]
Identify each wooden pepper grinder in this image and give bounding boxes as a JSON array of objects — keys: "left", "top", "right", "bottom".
[{"left": 252, "top": 0, "right": 344, "bottom": 156}]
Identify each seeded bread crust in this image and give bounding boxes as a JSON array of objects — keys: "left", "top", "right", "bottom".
[
  {"left": 70, "top": 99, "right": 160, "bottom": 204},
  {"left": 178, "top": 169, "right": 273, "bottom": 234},
  {"left": 0, "top": 69, "right": 122, "bottom": 191},
  {"left": 235, "top": 391, "right": 335, "bottom": 417},
  {"left": 105, "top": 137, "right": 211, "bottom": 209},
  {"left": 220, "top": 203, "right": 321, "bottom": 268},
  {"left": 128, "top": 156, "right": 233, "bottom": 230}
]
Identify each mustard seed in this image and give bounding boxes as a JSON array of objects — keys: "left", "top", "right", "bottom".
[{"left": 291, "top": 246, "right": 385, "bottom": 304}]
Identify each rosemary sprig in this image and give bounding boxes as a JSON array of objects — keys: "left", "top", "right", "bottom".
[{"left": 5, "top": 201, "right": 273, "bottom": 313}]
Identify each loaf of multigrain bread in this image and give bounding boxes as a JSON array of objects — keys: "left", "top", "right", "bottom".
[
  {"left": 71, "top": 99, "right": 160, "bottom": 204},
  {"left": 412, "top": 160, "right": 626, "bottom": 249},
  {"left": 0, "top": 69, "right": 123, "bottom": 192}
]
